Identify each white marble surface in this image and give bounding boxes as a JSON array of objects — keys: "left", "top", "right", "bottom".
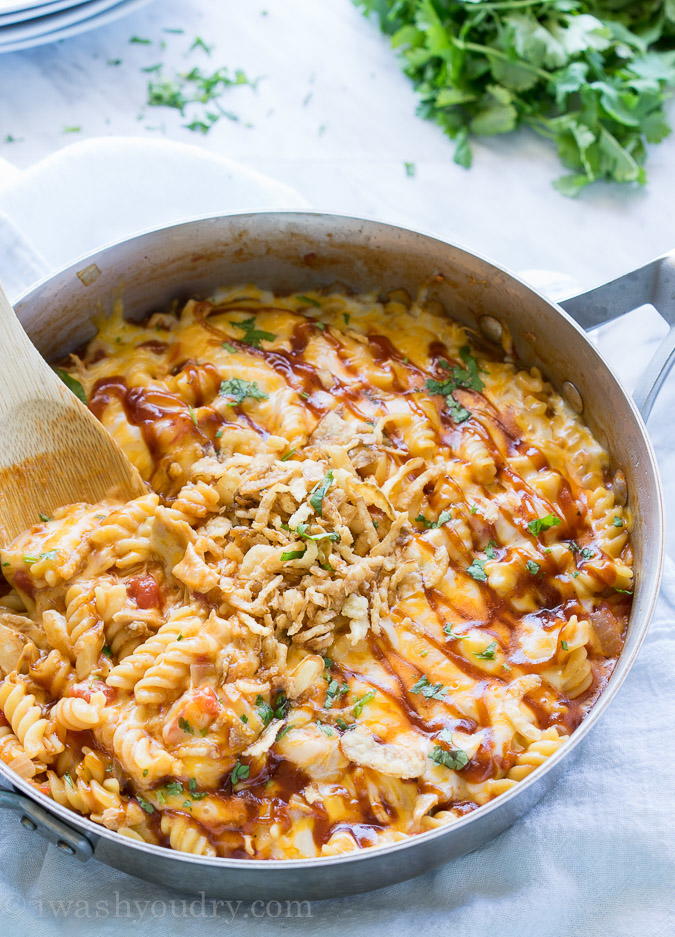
[{"left": 0, "top": 0, "right": 674, "bottom": 296}]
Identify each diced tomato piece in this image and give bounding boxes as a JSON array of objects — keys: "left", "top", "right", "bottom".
[
  {"left": 126, "top": 575, "right": 161, "bottom": 609},
  {"left": 69, "top": 680, "right": 114, "bottom": 703}
]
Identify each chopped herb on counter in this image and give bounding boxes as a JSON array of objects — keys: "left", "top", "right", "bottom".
[{"left": 354, "top": 0, "right": 675, "bottom": 194}]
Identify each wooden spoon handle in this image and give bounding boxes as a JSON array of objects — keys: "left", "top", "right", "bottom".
[
  {"left": 0, "top": 283, "right": 146, "bottom": 542},
  {"left": 0, "top": 283, "right": 65, "bottom": 411}
]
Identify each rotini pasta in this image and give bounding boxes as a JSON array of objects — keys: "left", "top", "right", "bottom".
[{"left": 0, "top": 285, "right": 632, "bottom": 859}]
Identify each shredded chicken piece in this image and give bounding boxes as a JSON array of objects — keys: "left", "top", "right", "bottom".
[{"left": 340, "top": 725, "right": 426, "bottom": 779}]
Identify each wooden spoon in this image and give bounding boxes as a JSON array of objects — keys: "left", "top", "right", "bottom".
[{"left": 0, "top": 283, "right": 146, "bottom": 544}]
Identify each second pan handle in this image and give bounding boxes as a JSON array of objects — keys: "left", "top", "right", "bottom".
[{"left": 560, "top": 249, "right": 675, "bottom": 421}]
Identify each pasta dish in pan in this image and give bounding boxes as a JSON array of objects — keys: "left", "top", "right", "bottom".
[{"left": 0, "top": 285, "right": 632, "bottom": 859}]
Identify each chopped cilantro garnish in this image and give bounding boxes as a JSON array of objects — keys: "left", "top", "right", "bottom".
[
  {"left": 38, "top": 513, "right": 51, "bottom": 523},
  {"left": 297, "top": 294, "right": 321, "bottom": 308},
  {"left": 232, "top": 316, "right": 276, "bottom": 347},
  {"left": 352, "top": 690, "right": 376, "bottom": 717},
  {"left": 277, "top": 724, "right": 294, "bottom": 740},
  {"left": 410, "top": 676, "right": 446, "bottom": 700},
  {"left": 280, "top": 449, "right": 296, "bottom": 461},
  {"left": 23, "top": 550, "right": 57, "bottom": 565},
  {"left": 240, "top": 713, "right": 249, "bottom": 723},
  {"left": 222, "top": 342, "right": 237, "bottom": 352},
  {"left": 580, "top": 547, "right": 594, "bottom": 560},
  {"left": 219, "top": 377, "right": 268, "bottom": 405},
  {"left": 612, "top": 516, "right": 624, "bottom": 527},
  {"left": 280, "top": 548, "right": 306, "bottom": 562},
  {"left": 415, "top": 510, "right": 452, "bottom": 529},
  {"left": 485, "top": 540, "right": 497, "bottom": 559},
  {"left": 425, "top": 348, "right": 484, "bottom": 424},
  {"left": 164, "top": 780, "right": 184, "bottom": 796},
  {"left": 102, "top": 645, "right": 112, "bottom": 658},
  {"left": 443, "top": 624, "right": 461, "bottom": 640},
  {"left": 295, "top": 523, "right": 340, "bottom": 542},
  {"left": 190, "top": 36, "right": 213, "bottom": 55},
  {"left": 561, "top": 640, "right": 569, "bottom": 651},
  {"left": 526, "top": 560, "right": 541, "bottom": 575},
  {"left": 255, "top": 695, "right": 274, "bottom": 726},
  {"left": 317, "top": 722, "right": 335, "bottom": 736},
  {"left": 309, "top": 470, "right": 334, "bottom": 515},
  {"left": 404, "top": 161, "right": 416, "bottom": 177},
  {"left": 475, "top": 641, "right": 498, "bottom": 660},
  {"left": 466, "top": 558, "right": 487, "bottom": 582},
  {"left": 325, "top": 679, "right": 348, "bottom": 709},
  {"left": 178, "top": 717, "right": 194, "bottom": 735},
  {"left": 528, "top": 514, "right": 561, "bottom": 535},
  {"left": 230, "top": 762, "right": 250, "bottom": 786},
  {"left": 54, "top": 368, "right": 86, "bottom": 404},
  {"left": 430, "top": 745, "right": 469, "bottom": 771},
  {"left": 136, "top": 795, "right": 155, "bottom": 814}
]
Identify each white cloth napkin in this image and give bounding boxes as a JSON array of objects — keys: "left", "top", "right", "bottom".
[{"left": 0, "top": 139, "right": 672, "bottom": 937}]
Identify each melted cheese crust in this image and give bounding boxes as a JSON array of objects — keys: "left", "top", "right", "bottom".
[{"left": 0, "top": 286, "right": 632, "bottom": 859}]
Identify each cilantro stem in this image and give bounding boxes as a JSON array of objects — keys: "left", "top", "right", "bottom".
[{"left": 451, "top": 38, "right": 552, "bottom": 82}]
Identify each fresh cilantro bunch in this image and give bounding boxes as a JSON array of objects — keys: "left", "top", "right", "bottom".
[{"left": 355, "top": 0, "right": 675, "bottom": 194}]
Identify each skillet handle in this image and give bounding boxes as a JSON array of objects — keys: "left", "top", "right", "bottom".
[
  {"left": 560, "top": 248, "right": 675, "bottom": 421},
  {"left": 0, "top": 788, "right": 93, "bottom": 862}
]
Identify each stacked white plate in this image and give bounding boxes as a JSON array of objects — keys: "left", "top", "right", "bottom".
[{"left": 0, "top": 0, "right": 154, "bottom": 52}]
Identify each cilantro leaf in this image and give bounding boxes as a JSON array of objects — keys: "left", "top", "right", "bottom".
[
  {"left": 466, "top": 558, "right": 488, "bottom": 582},
  {"left": 230, "top": 761, "right": 249, "bottom": 785},
  {"left": 355, "top": 1, "right": 675, "bottom": 193},
  {"left": 219, "top": 378, "right": 268, "bottom": 405},
  {"left": 54, "top": 368, "right": 86, "bottom": 404},
  {"left": 475, "top": 641, "right": 498, "bottom": 660},
  {"left": 415, "top": 510, "right": 452, "bottom": 529},
  {"left": 309, "top": 470, "right": 334, "bottom": 515},
  {"left": 325, "top": 679, "right": 348, "bottom": 709},
  {"left": 410, "top": 676, "right": 446, "bottom": 700},
  {"left": 430, "top": 745, "right": 469, "bottom": 771},
  {"left": 294, "top": 523, "right": 340, "bottom": 542},
  {"left": 232, "top": 316, "right": 276, "bottom": 347},
  {"left": 352, "top": 690, "right": 376, "bottom": 717},
  {"left": 527, "top": 514, "right": 561, "bottom": 535},
  {"left": 280, "top": 548, "right": 306, "bottom": 562}
]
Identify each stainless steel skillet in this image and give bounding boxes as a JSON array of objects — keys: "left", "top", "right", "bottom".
[{"left": 0, "top": 213, "right": 671, "bottom": 900}]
